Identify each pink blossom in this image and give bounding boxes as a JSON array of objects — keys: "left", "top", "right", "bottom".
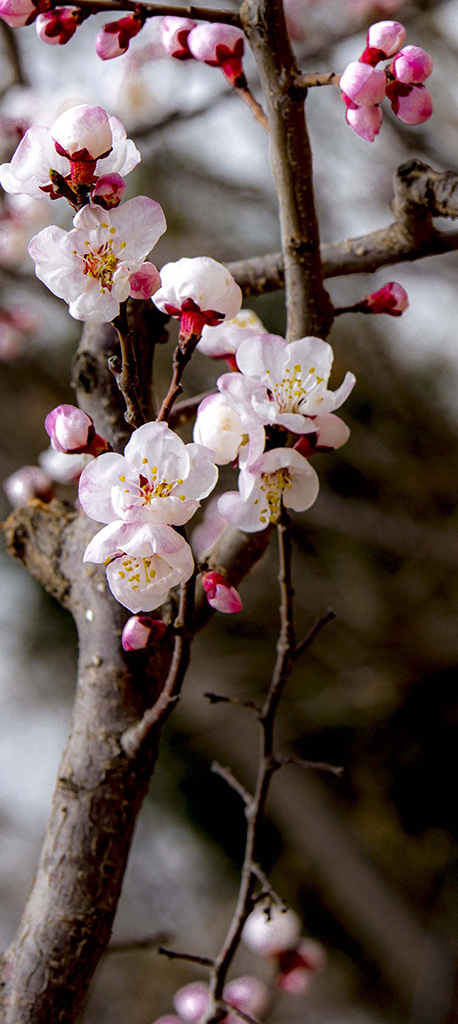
[
  {"left": 220, "top": 333, "right": 355, "bottom": 435},
  {"left": 188, "top": 23, "right": 246, "bottom": 87},
  {"left": 129, "top": 262, "right": 161, "bottom": 299},
  {"left": 242, "top": 903, "right": 301, "bottom": 956},
  {"left": 218, "top": 448, "right": 320, "bottom": 532},
  {"left": 293, "top": 413, "right": 350, "bottom": 456},
  {"left": 224, "top": 976, "right": 269, "bottom": 1017},
  {"left": 28, "top": 197, "right": 166, "bottom": 323},
  {"left": 276, "top": 939, "right": 327, "bottom": 995},
  {"left": 360, "top": 281, "right": 409, "bottom": 315},
  {"left": 193, "top": 393, "right": 249, "bottom": 466},
  {"left": 391, "top": 45, "right": 433, "bottom": 85},
  {"left": 0, "top": 0, "right": 40, "bottom": 28},
  {"left": 91, "top": 173, "right": 125, "bottom": 209},
  {"left": 153, "top": 257, "right": 242, "bottom": 342},
  {"left": 79, "top": 422, "right": 218, "bottom": 612},
  {"left": 161, "top": 16, "right": 196, "bottom": 60},
  {"left": 35, "top": 7, "right": 81, "bottom": 45},
  {"left": 121, "top": 614, "right": 166, "bottom": 650},
  {"left": 345, "top": 102, "right": 383, "bottom": 142},
  {"left": 45, "top": 404, "right": 110, "bottom": 455},
  {"left": 3, "top": 465, "right": 53, "bottom": 505},
  {"left": 52, "top": 104, "right": 112, "bottom": 162},
  {"left": 340, "top": 62, "right": 386, "bottom": 106},
  {"left": 95, "top": 13, "right": 145, "bottom": 60},
  {"left": 201, "top": 572, "right": 242, "bottom": 613},
  {"left": 191, "top": 497, "right": 228, "bottom": 560},
  {"left": 173, "top": 982, "right": 208, "bottom": 1023},
  {"left": 387, "top": 81, "right": 433, "bottom": 124},
  {"left": 0, "top": 108, "right": 141, "bottom": 201},
  {"left": 360, "top": 20, "right": 405, "bottom": 64}
]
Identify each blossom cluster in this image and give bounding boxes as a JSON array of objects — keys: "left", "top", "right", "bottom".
[
  {"left": 340, "top": 20, "right": 433, "bottom": 141},
  {"left": 194, "top": 322, "right": 355, "bottom": 533}
]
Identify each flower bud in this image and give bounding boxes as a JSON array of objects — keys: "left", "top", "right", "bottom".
[
  {"left": 392, "top": 45, "right": 433, "bottom": 85},
  {"left": 294, "top": 414, "right": 350, "bottom": 456},
  {"left": 188, "top": 23, "right": 246, "bottom": 87},
  {"left": 91, "top": 172, "right": 125, "bottom": 209},
  {"left": 161, "top": 16, "right": 196, "bottom": 59},
  {"left": 121, "top": 614, "right": 167, "bottom": 651},
  {"left": 201, "top": 571, "right": 242, "bottom": 614},
  {"left": 194, "top": 393, "right": 245, "bottom": 465},
  {"left": 45, "top": 404, "right": 95, "bottom": 453},
  {"left": 95, "top": 12, "right": 144, "bottom": 60},
  {"left": 3, "top": 465, "right": 53, "bottom": 506},
  {"left": 340, "top": 62, "right": 386, "bottom": 106},
  {"left": 224, "top": 976, "right": 270, "bottom": 1018},
  {"left": 51, "top": 104, "right": 112, "bottom": 184},
  {"left": 276, "top": 939, "right": 327, "bottom": 995},
  {"left": 242, "top": 903, "right": 301, "bottom": 956},
  {"left": 153, "top": 256, "right": 242, "bottom": 345},
  {"left": 345, "top": 103, "right": 383, "bottom": 142},
  {"left": 360, "top": 281, "right": 409, "bottom": 315},
  {"left": 0, "top": 0, "right": 38, "bottom": 28},
  {"left": 129, "top": 262, "right": 161, "bottom": 299},
  {"left": 386, "top": 82, "right": 433, "bottom": 124},
  {"left": 360, "top": 20, "right": 406, "bottom": 64},
  {"left": 173, "top": 982, "right": 209, "bottom": 1024},
  {"left": 35, "top": 7, "right": 81, "bottom": 45}
]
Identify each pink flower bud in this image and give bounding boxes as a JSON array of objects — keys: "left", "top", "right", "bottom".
[
  {"left": 188, "top": 23, "right": 246, "bottom": 87},
  {"left": 161, "top": 16, "right": 196, "bottom": 59},
  {"left": 173, "top": 982, "right": 209, "bottom": 1024},
  {"left": 360, "top": 281, "right": 409, "bottom": 315},
  {"left": 129, "top": 262, "right": 161, "bottom": 299},
  {"left": 35, "top": 7, "right": 80, "bottom": 44},
  {"left": 224, "top": 976, "right": 270, "bottom": 1018},
  {"left": 360, "top": 20, "right": 405, "bottom": 64},
  {"left": 51, "top": 105, "right": 112, "bottom": 183},
  {"left": 345, "top": 103, "right": 383, "bottom": 142},
  {"left": 45, "top": 404, "right": 94, "bottom": 453},
  {"left": 387, "top": 81, "right": 433, "bottom": 124},
  {"left": 121, "top": 614, "right": 167, "bottom": 651},
  {"left": 153, "top": 257, "right": 242, "bottom": 344},
  {"left": 276, "top": 939, "right": 327, "bottom": 995},
  {"left": 3, "top": 465, "right": 53, "bottom": 506},
  {"left": 95, "top": 12, "right": 144, "bottom": 60},
  {"left": 392, "top": 45, "right": 433, "bottom": 84},
  {"left": 340, "top": 62, "right": 386, "bottom": 106},
  {"left": 242, "top": 903, "right": 301, "bottom": 957},
  {"left": 91, "top": 173, "right": 125, "bottom": 209},
  {"left": 0, "top": 0, "right": 38, "bottom": 28},
  {"left": 201, "top": 571, "right": 242, "bottom": 614},
  {"left": 294, "top": 414, "right": 350, "bottom": 456}
]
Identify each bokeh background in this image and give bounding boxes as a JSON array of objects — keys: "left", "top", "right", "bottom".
[{"left": 1, "top": 1, "right": 458, "bottom": 1022}]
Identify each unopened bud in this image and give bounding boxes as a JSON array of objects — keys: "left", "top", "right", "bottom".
[
  {"left": 3, "top": 465, "right": 53, "bottom": 506},
  {"left": 51, "top": 105, "right": 112, "bottom": 185},
  {"left": 242, "top": 903, "right": 301, "bottom": 956},
  {"left": 201, "top": 571, "right": 242, "bottom": 613},
  {"left": 95, "top": 12, "right": 144, "bottom": 60},
  {"left": 276, "top": 939, "right": 327, "bottom": 995},
  {"left": 121, "top": 615, "right": 166, "bottom": 651},
  {"left": 360, "top": 20, "right": 406, "bottom": 64},
  {"left": 0, "top": 0, "right": 39, "bottom": 28},
  {"left": 340, "top": 62, "right": 386, "bottom": 106},
  {"left": 224, "top": 976, "right": 270, "bottom": 1018},
  {"left": 360, "top": 281, "right": 409, "bottom": 315},
  {"left": 188, "top": 23, "right": 246, "bottom": 87},
  {"left": 129, "top": 262, "right": 161, "bottom": 299},
  {"left": 35, "top": 7, "right": 81, "bottom": 45},
  {"left": 161, "top": 16, "right": 196, "bottom": 59},
  {"left": 392, "top": 45, "right": 433, "bottom": 85},
  {"left": 173, "top": 982, "right": 209, "bottom": 1023},
  {"left": 387, "top": 81, "right": 433, "bottom": 124},
  {"left": 294, "top": 414, "right": 350, "bottom": 456},
  {"left": 45, "top": 404, "right": 110, "bottom": 455},
  {"left": 345, "top": 102, "right": 383, "bottom": 141},
  {"left": 91, "top": 173, "right": 125, "bottom": 208}
]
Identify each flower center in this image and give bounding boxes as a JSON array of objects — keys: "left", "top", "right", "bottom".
[
  {"left": 118, "top": 460, "right": 187, "bottom": 505},
  {"left": 83, "top": 241, "right": 118, "bottom": 291},
  {"left": 115, "top": 554, "right": 158, "bottom": 591},
  {"left": 256, "top": 467, "right": 292, "bottom": 524},
  {"left": 266, "top": 363, "right": 325, "bottom": 413}
]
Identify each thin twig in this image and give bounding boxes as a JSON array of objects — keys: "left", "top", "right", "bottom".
[
  {"left": 278, "top": 757, "right": 343, "bottom": 777},
  {"left": 107, "top": 933, "right": 169, "bottom": 953},
  {"left": 121, "top": 571, "right": 196, "bottom": 757},
  {"left": 204, "top": 692, "right": 259, "bottom": 711},
  {"left": 234, "top": 85, "right": 269, "bottom": 133},
  {"left": 293, "top": 71, "right": 341, "bottom": 92},
  {"left": 251, "top": 864, "right": 286, "bottom": 906},
  {"left": 49, "top": 0, "right": 241, "bottom": 22},
  {"left": 211, "top": 762, "right": 251, "bottom": 805},
  {"left": 293, "top": 609, "right": 335, "bottom": 662},
  {"left": 110, "top": 302, "right": 146, "bottom": 429},
  {"left": 158, "top": 947, "right": 215, "bottom": 967}
]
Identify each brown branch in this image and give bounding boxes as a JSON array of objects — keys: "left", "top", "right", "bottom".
[
  {"left": 49, "top": 0, "right": 241, "bottom": 21},
  {"left": 211, "top": 761, "right": 251, "bottom": 804},
  {"left": 234, "top": 84, "right": 269, "bottom": 133},
  {"left": 158, "top": 947, "right": 215, "bottom": 967},
  {"left": 110, "top": 301, "right": 146, "bottom": 430},
  {"left": 227, "top": 160, "right": 458, "bottom": 297},
  {"left": 293, "top": 608, "right": 335, "bottom": 662},
  {"left": 240, "top": 0, "right": 333, "bottom": 340},
  {"left": 293, "top": 71, "right": 341, "bottom": 91}
]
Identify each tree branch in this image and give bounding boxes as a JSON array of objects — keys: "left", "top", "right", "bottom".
[{"left": 49, "top": 0, "right": 241, "bottom": 22}]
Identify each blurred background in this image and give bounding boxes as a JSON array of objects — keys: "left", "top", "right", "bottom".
[{"left": 1, "top": 1, "right": 458, "bottom": 1022}]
